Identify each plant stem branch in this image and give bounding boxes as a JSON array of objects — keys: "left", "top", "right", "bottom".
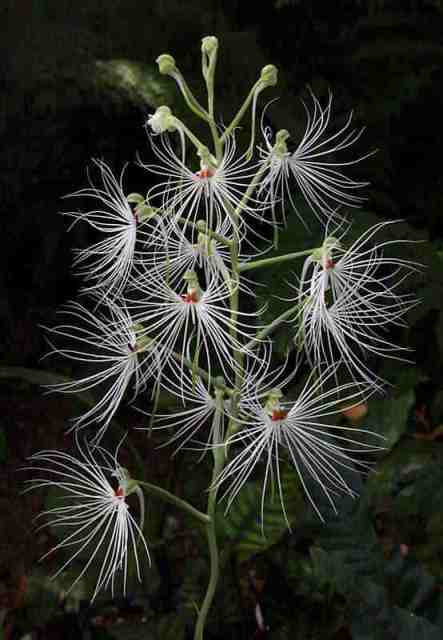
[
  {"left": 193, "top": 436, "right": 225, "bottom": 640},
  {"left": 246, "top": 303, "right": 301, "bottom": 350},
  {"left": 240, "top": 248, "right": 315, "bottom": 272},
  {"left": 136, "top": 480, "right": 210, "bottom": 525}
]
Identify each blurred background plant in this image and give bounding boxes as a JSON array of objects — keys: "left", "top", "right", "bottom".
[{"left": 2, "top": 1, "right": 443, "bottom": 638}]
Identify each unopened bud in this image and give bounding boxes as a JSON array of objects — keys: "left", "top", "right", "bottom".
[
  {"left": 201, "top": 36, "right": 218, "bottom": 55},
  {"left": 260, "top": 65, "right": 278, "bottom": 88},
  {"left": 264, "top": 388, "right": 284, "bottom": 415},
  {"left": 135, "top": 204, "right": 156, "bottom": 222},
  {"left": 156, "top": 54, "right": 177, "bottom": 76},
  {"left": 183, "top": 270, "right": 200, "bottom": 290}
]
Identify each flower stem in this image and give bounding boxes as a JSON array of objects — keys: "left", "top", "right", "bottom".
[
  {"left": 176, "top": 217, "right": 232, "bottom": 247},
  {"left": 169, "top": 350, "right": 235, "bottom": 397},
  {"left": 221, "top": 81, "right": 261, "bottom": 142},
  {"left": 240, "top": 248, "right": 315, "bottom": 272},
  {"left": 179, "top": 121, "right": 208, "bottom": 153},
  {"left": 136, "top": 480, "right": 210, "bottom": 525},
  {"left": 194, "top": 439, "right": 225, "bottom": 640},
  {"left": 174, "top": 73, "right": 210, "bottom": 122},
  {"left": 246, "top": 303, "right": 301, "bottom": 350}
]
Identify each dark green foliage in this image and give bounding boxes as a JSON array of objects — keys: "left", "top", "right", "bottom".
[
  {"left": 312, "top": 507, "right": 443, "bottom": 639},
  {"left": 217, "top": 464, "right": 304, "bottom": 562},
  {"left": 263, "top": 495, "right": 443, "bottom": 638}
]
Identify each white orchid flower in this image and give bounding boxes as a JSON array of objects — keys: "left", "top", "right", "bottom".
[
  {"left": 258, "top": 90, "right": 373, "bottom": 224},
  {"left": 295, "top": 220, "right": 420, "bottom": 388},
  {"left": 43, "top": 297, "right": 161, "bottom": 441},
  {"left": 136, "top": 370, "right": 226, "bottom": 453},
  {"left": 24, "top": 436, "right": 149, "bottom": 601},
  {"left": 64, "top": 160, "right": 160, "bottom": 300},
  {"left": 128, "top": 269, "right": 262, "bottom": 384},
  {"left": 215, "top": 365, "right": 383, "bottom": 526},
  {"left": 141, "top": 133, "right": 268, "bottom": 239}
]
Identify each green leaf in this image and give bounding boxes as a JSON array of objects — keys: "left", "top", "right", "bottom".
[
  {"left": 305, "top": 501, "right": 443, "bottom": 639},
  {"left": 366, "top": 386, "right": 415, "bottom": 448},
  {"left": 217, "top": 465, "right": 304, "bottom": 562}
]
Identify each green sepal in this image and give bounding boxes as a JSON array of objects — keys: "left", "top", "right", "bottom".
[{"left": 127, "top": 192, "right": 144, "bottom": 204}]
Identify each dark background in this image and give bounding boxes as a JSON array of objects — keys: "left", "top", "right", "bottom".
[{"left": 2, "top": 2, "right": 443, "bottom": 639}]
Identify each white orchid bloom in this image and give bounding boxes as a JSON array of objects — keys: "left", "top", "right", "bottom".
[
  {"left": 137, "top": 343, "right": 291, "bottom": 453},
  {"left": 133, "top": 215, "right": 233, "bottom": 290},
  {"left": 295, "top": 220, "right": 420, "bottom": 388},
  {"left": 64, "top": 160, "right": 160, "bottom": 300},
  {"left": 24, "top": 437, "right": 149, "bottom": 601},
  {"left": 215, "top": 365, "right": 383, "bottom": 526},
  {"left": 43, "top": 297, "right": 161, "bottom": 441},
  {"left": 136, "top": 370, "right": 226, "bottom": 453},
  {"left": 128, "top": 270, "right": 262, "bottom": 384},
  {"left": 141, "top": 133, "right": 268, "bottom": 239},
  {"left": 258, "top": 90, "right": 373, "bottom": 224}
]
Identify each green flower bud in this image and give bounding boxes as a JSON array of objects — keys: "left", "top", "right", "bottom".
[
  {"left": 136, "top": 334, "right": 154, "bottom": 352},
  {"left": 182, "top": 270, "right": 201, "bottom": 302},
  {"left": 264, "top": 388, "right": 284, "bottom": 415},
  {"left": 156, "top": 54, "right": 177, "bottom": 75},
  {"left": 201, "top": 36, "right": 218, "bottom": 55},
  {"left": 123, "top": 478, "right": 140, "bottom": 496},
  {"left": 260, "top": 64, "right": 278, "bottom": 88},
  {"left": 311, "top": 247, "right": 324, "bottom": 263},
  {"left": 130, "top": 324, "right": 153, "bottom": 353},
  {"left": 310, "top": 236, "right": 341, "bottom": 272}
]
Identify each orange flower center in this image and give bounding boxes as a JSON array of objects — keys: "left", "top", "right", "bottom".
[
  {"left": 114, "top": 486, "right": 125, "bottom": 498},
  {"left": 271, "top": 409, "right": 288, "bottom": 422},
  {"left": 181, "top": 291, "right": 199, "bottom": 303},
  {"left": 325, "top": 258, "right": 335, "bottom": 270},
  {"left": 195, "top": 167, "right": 214, "bottom": 180}
]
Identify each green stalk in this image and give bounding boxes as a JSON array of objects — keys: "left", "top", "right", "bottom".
[
  {"left": 176, "top": 217, "right": 232, "bottom": 247},
  {"left": 194, "top": 400, "right": 225, "bottom": 640},
  {"left": 169, "top": 350, "right": 234, "bottom": 397},
  {"left": 221, "top": 81, "right": 261, "bottom": 143},
  {"left": 179, "top": 121, "right": 208, "bottom": 152},
  {"left": 136, "top": 480, "right": 210, "bottom": 525},
  {"left": 175, "top": 73, "right": 210, "bottom": 122},
  {"left": 239, "top": 248, "right": 315, "bottom": 272},
  {"left": 245, "top": 303, "right": 301, "bottom": 351},
  {"left": 202, "top": 46, "right": 223, "bottom": 163}
]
